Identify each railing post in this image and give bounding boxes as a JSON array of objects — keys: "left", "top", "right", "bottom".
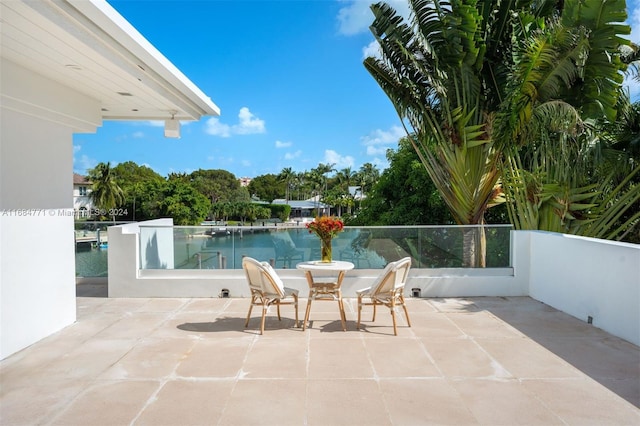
[{"left": 221, "top": 256, "right": 227, "bottom": 269}]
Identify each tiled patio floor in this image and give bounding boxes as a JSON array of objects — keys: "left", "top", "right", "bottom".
[{"left": 1, "top": 287, "right": 639, "bottom": 425}]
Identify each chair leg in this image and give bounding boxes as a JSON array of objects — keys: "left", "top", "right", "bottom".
[
  {"left": 390, "top": 299, "right": 398, "bottom": 336},
  {"left": 245, "top": 295, "right": 256, "bottom": 327},
  {"left": 260, "top": 302, "right": 268, "bottom": 335},
  {"left": 356, "top": 295, "right": 363, "bottom": 330},
  {"left": 400, "top": 294, "right": 411, "bottom": 327},
  {"left": 372, "top": 303, "right": 377, "bottom": 322},
  {"left": 293, "top": 293, "right": 299, "bottom": 328},
  {"left": 277, "top": 302, "right": 282, "bottom": 321},
  {"left": 303, "top": 295, "right": 313, "bottom": 331},
  {"left": 337, "top": 292, "right": 346, "bottom": 331}
]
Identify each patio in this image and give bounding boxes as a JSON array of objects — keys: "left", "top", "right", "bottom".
[{"left": 1, "top": 285, "right": 638, "bottom": 425}]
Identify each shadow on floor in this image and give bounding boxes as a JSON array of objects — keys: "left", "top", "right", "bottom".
[
  {"left": 477, "top": 298, "right": 640, "bottom": 409},
  {"left": 76, "top": 281, "right": 108, "bottom": 297}
]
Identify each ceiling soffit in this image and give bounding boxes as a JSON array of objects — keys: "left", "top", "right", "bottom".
[{"left": 0, "top": 0, "right": 220, "bottom": 122}]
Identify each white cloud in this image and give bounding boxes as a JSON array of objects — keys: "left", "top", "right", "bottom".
[
  {"left": 205, "top": 107, "right": 266, "bottom": 137},
  {"left": 132, "top": 131, "right": 145, "bottom": 138},
  {"left": 205, "top": 119, "right": 231, "bottom": 137},
  {"left": 235, "top": 107, "right": 266, "bottom": 134},
  {"left": 324, "top": 149, "right": 354, "bottom": 169},
  {"left": 72, "top": 145, "right": 97, "bottom": 174},
  {"left": 362, "top": 125, "right": 405, "bottom": 149},
  {"left": 337, "top": 1, "right": 373, "bottom": 35},
  {"left": 74, "top": 154, "right": 97, "bottom": 174},
  {"left": 362, "top": 40, "right": 380, "bottom": 59},
  {"left": 371, "top": 156, "right": 390, "bottom": 171},
  {"left": 361, "top": 125, "right": 405, "bottom": 158},
  {"left": 275, "top": 140, "right": 292, "bottom": 148},
  {"left": 284, "top": 150, "right": 302, "bottom": 160},
  {"left": 337, "top": 0, "right": 411, "bottom": 35},
  {"left": 366, "top": 145, "right": 388, "bottom": 156}
]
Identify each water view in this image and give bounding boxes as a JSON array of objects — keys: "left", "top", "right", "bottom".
[
  {"left": 75, "top": 245, "right": 109, "bottom": 277},
  {"left": 77, "top": 223, "right": 513, "bottom": 277}
]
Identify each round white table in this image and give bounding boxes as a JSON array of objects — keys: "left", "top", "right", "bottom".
[{"left": 296, "top": 260, "right": 355, "bottom": 331}]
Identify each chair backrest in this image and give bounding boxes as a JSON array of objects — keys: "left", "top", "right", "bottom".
[
  {"left": 394, "top": 257, "right": 412, "bottom": 285},
  {"left": 242, "top": 256, "right": 286, "bottom": 298},
  {"left": 370, "top": 257, "right": 412, "bottom": 296}
]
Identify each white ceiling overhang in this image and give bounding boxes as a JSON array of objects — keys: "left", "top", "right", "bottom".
[{"left": 0, "top": 0, "right": 220, "bottom": 122}]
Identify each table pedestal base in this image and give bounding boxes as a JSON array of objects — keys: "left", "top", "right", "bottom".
[{"left": 303, "top": 279, "right": 346, "bottom": 331}]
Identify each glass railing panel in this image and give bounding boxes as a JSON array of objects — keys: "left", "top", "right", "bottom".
[
  {"left": 74, "top": 221, "right": 128, "bottom": 277},
  {"left": 413, "top": 225, "right": 512, "bottom": 267},
  {"left": 138, "top": 224, "right": 513, "bottom": 270}
]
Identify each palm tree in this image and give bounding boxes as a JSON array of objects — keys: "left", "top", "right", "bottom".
[
  {"left": 335, "top": 167, "right": 354, "bottom": 191},
  {"left": 365, "top": 0, "right": 503, "bottom": 266},
  {"left": 307, "top": 168, "right": 325, "bottom": 215},
  {"left": 294, "top": 172, "right": 306, "bottom": 200},
  {"left": 492, "top": 0, "right": 638, "bottom": 240},
  {"left": 278, "top": 167, "right": 295, "bottom": 202},
  {"left": 311, "top": 163, "right": 335, "bottom": 213},
  {"left": 336, "top": 167, "right": 356, "bottom": 214},
  {"left": 356, "top": 163, "right": 380, "bottom": 203},
  {"left": 316, "top": 163, "right": 335, "bottom": 192},
  {"left": 88, "top": 162, "right": 125, "bottom": 223}
]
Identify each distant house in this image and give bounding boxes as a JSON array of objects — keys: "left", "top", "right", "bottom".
[
  {"left": 239, "top": 177, "right": 252, "bottom": 187},
  {"left": 272, "top": 197, "right": 329, "bottom": 219},
  {"left": 73, "top": 173, "right": 93, "bottom": 217}
]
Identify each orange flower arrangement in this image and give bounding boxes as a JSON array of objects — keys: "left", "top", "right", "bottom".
[
  {"left": 306, "top": 216, "right": 344, "bottom": 262},
  {"left": 306, "top": 216, "right": 344, "bottom": 241}
]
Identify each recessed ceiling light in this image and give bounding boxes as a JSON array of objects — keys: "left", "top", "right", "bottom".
[
  {"left": 65, "top": 64, "right": 82, "bottom": 70},
  {"left": 117, "top": 92, "right": 133, "bottom": 96}
]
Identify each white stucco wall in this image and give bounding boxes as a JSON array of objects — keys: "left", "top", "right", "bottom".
[
  {"left": 526, "top": 231, "right": 640, "bottom": 346},
  {"left": 0, "top": 59, "right": 100, "bottom": 359},
  {"left": 0, "top": 215, "right": 77, "bottom": 357}
]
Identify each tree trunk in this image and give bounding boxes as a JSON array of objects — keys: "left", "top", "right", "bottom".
[{"left": 462, "top": 224, "right": 486, "bottom": 268}]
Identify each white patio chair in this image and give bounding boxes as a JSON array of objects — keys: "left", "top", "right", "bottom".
[
  {"left": 356, "top": 257, "right": 412, "bottom": 335},
  {"left": 243, "top": 256, "right": 299, "bottom": 334}
]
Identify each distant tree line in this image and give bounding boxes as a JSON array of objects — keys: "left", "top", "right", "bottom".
[{"left": 85, "top": 161, "right": 395, "bottom": 225}]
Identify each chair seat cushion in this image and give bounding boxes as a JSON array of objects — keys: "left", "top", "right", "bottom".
[
  {"left": 356, "top": 287, "right": 372, "bottom": 295},
  {"left": 283, "top": 287, "right": 299, "bottom": 297}
]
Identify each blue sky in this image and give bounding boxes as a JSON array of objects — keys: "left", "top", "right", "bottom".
[{"left": 73, "top": 0, "right": 640, "bottom": 179}]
